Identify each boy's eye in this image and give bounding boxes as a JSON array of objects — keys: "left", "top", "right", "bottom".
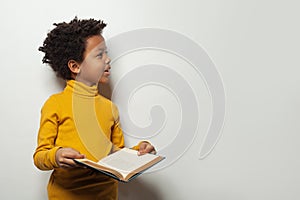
[
  {"left": 97, "top": 52, "right": 103, "bottom": 58},
  {"left": 97, "top": 50, "right": 108, "bottom": 58}
]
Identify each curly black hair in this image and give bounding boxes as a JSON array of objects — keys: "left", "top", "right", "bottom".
[{"left": 39, "top": 17, "right": 107, "bottom": 80}]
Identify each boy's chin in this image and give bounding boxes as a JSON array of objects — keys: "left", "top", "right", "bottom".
[{"left": 99, "top": 78, "right": 109, "bottom": 84}]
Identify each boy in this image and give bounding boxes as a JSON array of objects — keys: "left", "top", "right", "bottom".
[{"left": 33, "top": 17, "right": 156, "bottom": 200}]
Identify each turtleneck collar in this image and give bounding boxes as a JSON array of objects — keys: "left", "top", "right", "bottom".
[{"left": 65, "top": 80, "right": 99, "bottom": 97}]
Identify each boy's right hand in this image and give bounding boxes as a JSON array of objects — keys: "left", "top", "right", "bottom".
[{"left": 55, "top": 147, "right": 85, "bottom": 168}]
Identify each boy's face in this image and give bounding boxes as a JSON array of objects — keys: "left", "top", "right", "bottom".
[{"left": 76, "top": 35, "right": 111, "bottom": 86}]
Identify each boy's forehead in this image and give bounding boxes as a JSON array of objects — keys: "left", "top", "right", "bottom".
[{"left": 85, "top": 35, "right": 106, "bottom": 52}]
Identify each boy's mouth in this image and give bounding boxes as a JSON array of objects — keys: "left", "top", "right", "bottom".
[
  {"left": 104, "top": 69, "right": 110, "bottom": 75},
  {"left": 104, "top": 65, "right": 111, "bottom": 73}
]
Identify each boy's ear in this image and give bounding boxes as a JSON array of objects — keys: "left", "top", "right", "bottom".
[{"left": 68, "top": 60, "right": 81, "bottom": 74}]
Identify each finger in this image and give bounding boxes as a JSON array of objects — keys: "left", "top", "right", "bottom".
[
  {"left": 61, "top": 148, "right": 85, "bottom": 159},
  {"left": 150, "top": 149, "right": 157, "bottom": 155},
  {"left": 57, "top": 157, "right": 78, "bottom": 167},
  {"left": 144, "top": 145, "right": 155, "bottom": 154},
  {"left": 138, "top": 144, "right": 155, "bottom": 156},
  {"left": 139, "top": 142, "right": 148, "bottom": 151},
  {"left": 137, "top": 142, "right": 148, "bottom": 155},
  {"left": 60, "top": 158, "right": 79, "bottom": 168},
  {"left": 59, "top": 163, "right": 73, "bottom": 168},
  {"left": 63, "top": 159, "right": 87, "bottom": 169}
]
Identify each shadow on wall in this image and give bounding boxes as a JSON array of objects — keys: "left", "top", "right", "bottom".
[
  {"left": 99, "top": 84, "right": 164, "bottom": 199},
  {"left": 36, "top": 171, "right": 52, "bottom": 199},
  {"left": 119, "top": 178, "right": 163, "bottom": 200}
]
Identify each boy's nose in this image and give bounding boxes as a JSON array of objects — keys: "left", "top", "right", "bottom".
[{"left": 105, "top": 57, "right": 111, "bottom": 65}]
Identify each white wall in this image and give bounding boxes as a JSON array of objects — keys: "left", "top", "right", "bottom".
[{"left": 1, "top": 0, "right": 299, "bottom": 199}]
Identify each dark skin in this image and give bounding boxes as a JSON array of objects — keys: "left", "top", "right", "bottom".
[{"left": 55, "top": 35, "right": 156, "bottom": 168}]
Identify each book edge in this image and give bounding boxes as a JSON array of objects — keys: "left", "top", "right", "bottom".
[
  {"left": 74, "top": 158, "right": 125, "bottom": 181},
  {"left": 124, "top": 155, "right": 165, "bottom": 181}
]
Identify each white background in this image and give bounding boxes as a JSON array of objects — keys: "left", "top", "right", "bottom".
[{"left": 0, "top": 0, "right": 299, "bottom": 199}]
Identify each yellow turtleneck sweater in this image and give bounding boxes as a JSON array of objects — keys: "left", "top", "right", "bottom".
[{"left": 33, "top": 80, "right": 136, "bottom": 200}]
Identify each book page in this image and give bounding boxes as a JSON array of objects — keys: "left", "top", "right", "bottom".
[{"left": 97, "top": 148, "right": 159, "bottom": 178}]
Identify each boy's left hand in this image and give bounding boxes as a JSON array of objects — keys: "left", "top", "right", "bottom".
[{"left": 138, "top": 141, "right": 156, "bottom": 156}]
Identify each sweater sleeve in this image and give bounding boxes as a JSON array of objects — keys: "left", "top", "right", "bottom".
[
  {"left": 110, "top": 104, "right": 125, "bottom": 151},
  {"left": 33, "top": 96, "right": 61, "bottom": 170}
]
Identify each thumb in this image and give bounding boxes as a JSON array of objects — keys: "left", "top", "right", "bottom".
[{"left": 138, "top": 142, "right": 148, "bottom": 155}]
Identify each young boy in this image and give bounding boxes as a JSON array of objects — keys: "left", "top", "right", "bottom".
[{"left": 33, "top": 17, "right": 156, "bottom": 200}]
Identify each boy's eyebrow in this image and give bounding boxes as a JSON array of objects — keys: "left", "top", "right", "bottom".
[{"left": 97, "top": 46, "right": 107, "bottom": 51}]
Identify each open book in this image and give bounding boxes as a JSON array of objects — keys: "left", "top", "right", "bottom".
[{"left": 74, "top": 148, "right": 165, "bottom": 182}]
